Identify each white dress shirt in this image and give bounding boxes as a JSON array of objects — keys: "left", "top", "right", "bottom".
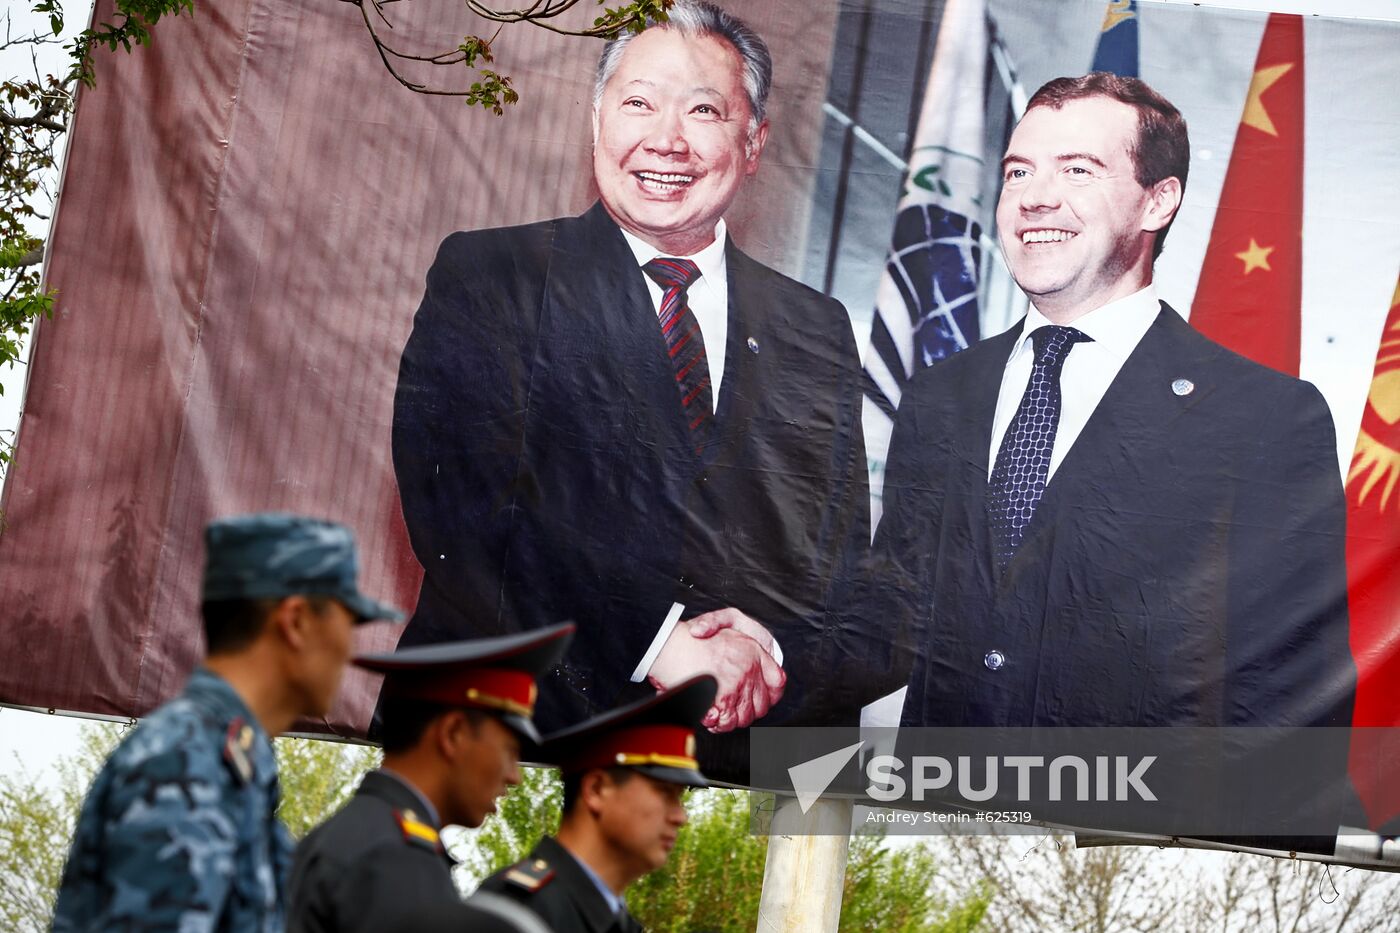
[
  {"left": 988, "top": 285, "right": 1163, "bottom": 481},
  {"left": 620, "top": 221, "right": 783, "bottom": 681}
]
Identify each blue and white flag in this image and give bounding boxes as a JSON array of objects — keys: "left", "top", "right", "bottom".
[
  {"left": 1091, "top": 0, "right": 1140, "bottom": 76},
  {"left": 863, "top": 0, "right": 988, "bottom": 521}
]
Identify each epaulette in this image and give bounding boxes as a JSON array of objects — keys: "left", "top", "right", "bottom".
[
  {"left": 222, "top": 718, "right": 255, "bottom": 785},
  {"left": 394, "top": 808, "right": 443, "bottom": 853},
  {"left": 502, "top": 857, "right": 556, "bottom": 893}
]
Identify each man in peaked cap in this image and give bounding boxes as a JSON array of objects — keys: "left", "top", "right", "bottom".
[
  {"left": 286, "top": 622, "right": 575, "bottom": 933},
  {"left": 53, "top": 513, "right": 402, "bottom": 933},
  {"left": 476, "top": 676, "right": 718, "bottom": 933}
]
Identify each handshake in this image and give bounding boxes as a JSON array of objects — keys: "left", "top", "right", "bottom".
[{"left": 648, "top": 608, "right": 785, "bottom": 733}]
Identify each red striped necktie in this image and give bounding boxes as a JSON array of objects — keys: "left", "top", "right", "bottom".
[{"left": 644, "top": 258, "right": 714, "bottom": 451}]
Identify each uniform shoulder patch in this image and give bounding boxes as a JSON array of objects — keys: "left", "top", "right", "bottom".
[
  {"left": 394, "top": 808, "right": 442, "bottom": 852},
  {"left": 222, "top": 718, "right": 255, "bottom": 785},
  {"left": 502, "top": 857, "right": 555, "bottom": 892}
]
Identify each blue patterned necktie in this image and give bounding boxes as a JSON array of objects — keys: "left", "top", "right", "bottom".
[
  {"left": 986, "top": 325, "right": 1092, "bottom": 573},
  {"left": 644, "top": 258, "right": 713, "bottom": 452}
]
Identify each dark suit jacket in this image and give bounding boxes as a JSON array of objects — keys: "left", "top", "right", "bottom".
[
  {"left": 477, "top": 836, "right": 643, "bottom": 933},
  {"left": 875, "top": 303, "right": 1353, "bottom": 730},
  {"left": 392, "top": 204, "right": 869, "bottom": 765},
  {"left": 868, "top": 302, "right": 1356, "bottom": 841},
  {"left": 286, "top": 770, "right": 460, "bottom": 933}
]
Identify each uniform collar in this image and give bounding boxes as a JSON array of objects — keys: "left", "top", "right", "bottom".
[
  {"left": 186, "top": 666, "right": 278, "bottom": 787},
  {"left": 535, "top": 836, "right": 631, "bottom": 931},
  {"left": 374, "top": 767, "right": 443, "bottom": 828},
  {"left": 571, "top": 845, "right": 625, "bottom": 915}
]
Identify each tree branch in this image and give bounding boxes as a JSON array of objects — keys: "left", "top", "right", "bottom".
[
  {"left": 0, "top": 109, "right": 65, "bottom": 134},
  {"left": 338, "top": 0, "right": 672, "bottom": 107}
]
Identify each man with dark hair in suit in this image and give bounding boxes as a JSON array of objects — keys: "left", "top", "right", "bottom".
[
  {"left": 875, "top": 74, "right": 1353, "bottom": 762},
  {"left": 391, "top": 0, "right": 868, "bottom": 770}
]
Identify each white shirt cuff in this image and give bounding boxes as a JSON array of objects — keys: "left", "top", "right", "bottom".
[{"left": 632, "top": 602, "right": 686, "bottom": 682}]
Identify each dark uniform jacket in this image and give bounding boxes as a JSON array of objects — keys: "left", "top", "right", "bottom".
[
  {"left": 477, "top": 836, "right": 645, "bottom": 933},
  {"left": 391, "top": 204, "right": 872, "bottom": 780},
  {"left": 286, "top": 769, "right": 459, "bottom": 932}
]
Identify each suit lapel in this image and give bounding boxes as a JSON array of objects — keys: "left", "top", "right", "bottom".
[
  {"left": 1005, "top": 303, "right": 1222, "bottom": 575},
  {"left": 960, "top": 320, "right": 1024, "bottom": 484},
  {"left": 714, "top": 241, "right": 756, "bottom": 426},
  {"left": 548, "top": 203, "right": 695, "bottom": 453}
]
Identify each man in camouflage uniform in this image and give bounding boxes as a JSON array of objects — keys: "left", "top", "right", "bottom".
[{"left": 51, "top": 513, "right": 402, "bottom": 932}]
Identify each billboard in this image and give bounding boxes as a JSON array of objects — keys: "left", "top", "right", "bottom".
[{"left": 1, "top": 0, "right": 1397, "bottom": 860}]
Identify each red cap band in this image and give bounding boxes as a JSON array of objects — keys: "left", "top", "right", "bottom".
[
  {"left": 567, "top": 724, "right": 698, "bottom": 774},
  {"left": 383, "top": 667, "right": 537, "bottom": 717}
]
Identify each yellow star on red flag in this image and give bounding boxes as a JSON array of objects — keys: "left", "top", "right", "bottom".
[
  {"left": 1241, "top": 62, "right": 1294, "bottom": 136},
  {"left": 1234, "top": 238, "right": 1274, "bottom": 275}
]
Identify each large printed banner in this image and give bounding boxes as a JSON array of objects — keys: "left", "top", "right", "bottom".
[{"left": 1, "top": 0, "right": 1398, "bottom": 860}]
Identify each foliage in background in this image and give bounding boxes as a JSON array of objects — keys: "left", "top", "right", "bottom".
[
  {"left": 454, "top": 775, "right": 990, "bottom": 932},
  {"left": 449, "top": 762, "right": 563, "bottom": 890},
  {"left": 627, "top": 789, "right": 770, "bottom": 931},
  {"left": 274, "top": 736, "right": 381, "bottom": 840},
  {"left": 927, "top": 831, "right": 1400, "bottom": 933},
  {"left": 841, "top": 832, "right": 990, "bottom": 933},
  {"left": 346, "top": 0, "right": 673, "bottom": 112},
  {"left": 0, "top": 721, "right": 122, "bottom": 932}
]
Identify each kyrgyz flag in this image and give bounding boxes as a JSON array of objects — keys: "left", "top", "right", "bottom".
[
  {"left": 1191, "top": 14, "right": 1303, "bottom": 376},
  {"left": 1347, "top": 276, "right": 1400, "bottom": 832}
]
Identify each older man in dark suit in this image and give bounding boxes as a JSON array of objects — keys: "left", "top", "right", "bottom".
[
  {"left": 391, "top": 1, "right": 868, "bottom": 777},
  {"left": 867, "top": 74, "right": 1354, "bottom": 823}
]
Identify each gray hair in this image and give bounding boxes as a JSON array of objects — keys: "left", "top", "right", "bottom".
[{"left": 593, "top": 1, "right": 773, "bottom": 132}]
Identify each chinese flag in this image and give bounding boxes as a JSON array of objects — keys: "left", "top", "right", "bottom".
[
  {"left": 1191, "top": 14, "right": 1303, "bottom": 376},
  {"left": 1347, "top": 276, "right": 1400, "bottom": 831}
]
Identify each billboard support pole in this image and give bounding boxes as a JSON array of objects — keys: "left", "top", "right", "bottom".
[{"left": 756, "top": 796, "right": 852, "bottom": 932}]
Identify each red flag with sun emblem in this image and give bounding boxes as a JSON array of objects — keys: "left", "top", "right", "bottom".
[
  {"left": 1190, "top": 13, "right": 1303, "bottom": 376},
  {"left": 1347, "top": 276, "right": 1400, "bottom": 831}
]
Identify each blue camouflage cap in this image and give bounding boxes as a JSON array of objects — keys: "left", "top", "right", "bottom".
[{"left": 202, "top": 513, "right": 403, "bottom": 623}]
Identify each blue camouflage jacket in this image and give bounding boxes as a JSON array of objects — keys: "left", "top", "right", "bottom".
[{"left": 52, "top": 668, "right": 292, "bottom": 932}]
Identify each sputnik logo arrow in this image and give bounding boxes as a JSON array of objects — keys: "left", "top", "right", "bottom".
[{"left": 788, "top": 741, "right": 865, "bottom": 813}]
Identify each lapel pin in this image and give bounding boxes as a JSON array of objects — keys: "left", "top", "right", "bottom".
[
  {"left": 1171, "top": 378, "right": 1194, "bottom": 397},
  {"left": 746, "top": 337, "right": 760, "bottom": 354}
]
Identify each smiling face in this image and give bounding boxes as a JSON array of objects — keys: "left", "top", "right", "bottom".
[
  {"left": 592, "top": 28, "right": 768, "bottom": 256},
  {"left": 996, "top": 96, "right": 1181, "bottom": 322}
]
